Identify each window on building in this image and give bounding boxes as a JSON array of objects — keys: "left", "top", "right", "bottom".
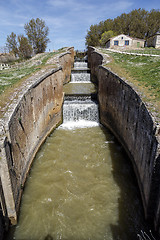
[
  {"left": 125, "top": 40, "right": 129, "bottom": 45},
  {"left": 121, "top": 37, "right": 123, "bottom": 39},
  {"left": 114, "top": 40, "right": 119, "bottom": 46}
]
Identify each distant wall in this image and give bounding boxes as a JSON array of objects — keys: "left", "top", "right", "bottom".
[
  {"left": 147, "top": 34, "right": 160, "bottom": 49},
  {"left": 88, "top": 46, "right": 160, "bottom": 234},
  {"left": 0, "top": 48, "right": 74, "bottom": 233},
  {"left": 0, "top": 53, "right": 16, "bottom": 63}
]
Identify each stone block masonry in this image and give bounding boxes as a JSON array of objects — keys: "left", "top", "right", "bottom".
[
  {"left": 0, "top": 47, "right": 74, "bottom": 235},
  {"left": 88, "top": 46, "right": 160, "bottom": 235}
]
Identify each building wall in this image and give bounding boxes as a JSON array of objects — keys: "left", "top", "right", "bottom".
[
  {"left": 107, "top": 34, "right": 144, "bottom": 49},
  {"left": 147, "top": 34, "right": 160, "bottom": 49},
  {"left": 147, "top": 36, "right": 157, "bottom": 48},
  {"left": 155, "top": 35, "right": 160, "bottom": 49},
  {"left": 110, "top": 34, "right": 132, "bottom": 48},
  {"left": 132, "top": 39, "right": 145, "bottom": 48}
]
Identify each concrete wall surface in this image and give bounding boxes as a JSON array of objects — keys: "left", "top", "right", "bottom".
[
  {"left": 88, "top": 46, "right": 160, "bottom": 235},
  {"left": 0, "top": 47, "right": 74, "bottom": 236},
  {"left": 59, "top": 47, "right": 74, "bottom": 85}
]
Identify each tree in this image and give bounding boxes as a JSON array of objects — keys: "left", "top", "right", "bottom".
[
  {"left": 85, "top": 8, "right": 160, "bottom": 47},
  {"left": 99, "top": 30, "right": 116, "bottom": 47},
  {"left": 24, "top": 18, "right": 50, "bottom": 54},
  {"left": 6, "top": 32, "right": 18, "bottom": 56},
  {"left": 85, "top": 24, "right": 101, "bottom": 47},
  {"left": 113, "top": 13, "right": 131, "bottom": 35},
  {"left": 18, "top": 35, "right": 33, "bottom": 58},
  {"left": 146, "top": 9, "right": 160, "bottom": 38},
  {"left": 128, "top": 8, "right": 148, "bottom": 39}
]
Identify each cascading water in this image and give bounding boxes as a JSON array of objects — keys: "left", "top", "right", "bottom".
[
  {"left": 71, "top": 73, "right": 90, "bottom": 82},
  {"left": 71, "top": 61, "right": 90, "bottom": 83},
  {"left": 63, "top": 98, "right": 99, "bottom": 123},
  {"left": 8, "top": 57, "right": 150, "bottom": 240},
  {"left": 74, "top": 61, "right": 88, "bottom": 69},
  {"left": 63, "top": 59, "right": 99, "bottom": 125}
]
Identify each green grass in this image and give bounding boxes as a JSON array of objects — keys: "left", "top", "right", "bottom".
[
  {"left": 0, "top": 66, "right": 39, "bottom": 94},
  {"left": 0, "top": 50, "right": 66, "bottom": 116},
  {"left": 0, "top": 51, "right": 61, "bottom": 95},
  {"left": 101, "top": 47, "right": 160, "bottom": 55},
  {"left": 108, "top": 52, "right": 160, "bottom": 100},
  {"left": 99, "top": 49, "right": 160, "bottom": 116},
  {"left": 123, "top": 48, "right": 160, "bottom": 55}
]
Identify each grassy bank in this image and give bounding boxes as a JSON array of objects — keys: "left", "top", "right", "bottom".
[
  {"left": 0, "top": 50, "right": 65, "bottom": 117},
  {"left": 0, "top": 51, "right": 61, "bottom": 94},
  {"left": 99, "top": 48, "right": 160, "bottom": 117},
  {"left": 115, "top": 48, "right": 160, "bottom": 55}
]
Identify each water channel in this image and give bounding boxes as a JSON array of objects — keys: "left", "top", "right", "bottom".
[{"left": 8, "top": 59, "right": 149, "bottom": 240}]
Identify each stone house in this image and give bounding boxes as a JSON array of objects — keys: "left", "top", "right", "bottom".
[
  {"left": 106, "top": 34, "right": 145, "bottom": 49},
  {"left": 146, "top": 32, "right": 160, "bottom": 49}
]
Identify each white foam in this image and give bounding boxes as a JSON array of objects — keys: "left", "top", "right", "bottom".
[{"left": 58, "top": 120, "right": 99, "bottom": 130}]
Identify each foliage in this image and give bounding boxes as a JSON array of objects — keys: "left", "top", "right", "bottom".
[
  {"left": 146, "top": 9, "right": 160, "bottom": 38},
  {"left": 99, "top": 30, "right": 116, "bottom": 46},
  {"left": 85, "top": 8, "right": 160, "bottom": 47},
  {"left": 86, "top": 25, "right": 102, "bottom": 47},
  {"left": 6, "top": 33, "right": 33, "bottom": 59},
  {"left": 18, "top": 35, "right": 33, "bottom": 58},
  {"left": 6, "top": 32, "right": 18, "bottom": 56},
  {"left": 24, "top": 18, "right": 50, "bottom": 54},
  {"left": 86, "top": 19, "right": 114, "bottom": 47},
  {"left": 6, "top": 18, "right": 50, "bottom": 59}
]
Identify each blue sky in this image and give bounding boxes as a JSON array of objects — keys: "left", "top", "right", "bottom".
[{"left": 0, "top": 0, "right": 160, "bottom": 51}]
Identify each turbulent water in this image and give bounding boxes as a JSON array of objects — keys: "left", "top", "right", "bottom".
[
  {"left": 71, "top": 73, "right": 90, "bottom": 82},
  {"left": 71, "top": 62, "right": 90, "bottom": 83},
  {"left": 74, "top": 62, "right": 88, "bottom": 69},
  {"left": 9, "top": 121, "right": 147, "bottom": 240},
  {"left": 63, "top": 100, "right": 99, "bottom": 122}
]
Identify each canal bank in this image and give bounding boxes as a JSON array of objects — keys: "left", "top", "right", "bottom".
[
  {"left": 88, "top": 46, "right": 160, "bottom": 235},
  {"left": 0, "top": 47, "right": 74, "bottom": 236}
]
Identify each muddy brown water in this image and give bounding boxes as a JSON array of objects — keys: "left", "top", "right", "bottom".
[
  {"left": 7, "top": 60, "right": 149, "bottom": 240},
  {"left": 7, "top": 121, "right": 148, "bottom": 240}
]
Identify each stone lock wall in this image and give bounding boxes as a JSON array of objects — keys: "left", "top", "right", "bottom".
[
  {"left": 88, "top": 47, "right": 103, "bottom": 84},
  {"left": 88, "top": 46, "right": 160, "bottom": 234},
  {"left": 59, "top": 47, "right": 74, "bottom": 85},
  {"left": 0, "top": 48, "right": 74, "bottom": 234}
]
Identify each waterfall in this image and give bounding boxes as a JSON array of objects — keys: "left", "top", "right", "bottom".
[
  {"left": 62, "top": 59, "right": 99, "bottom": 126},
  {"left": 74, "top": 62, "right": 88, "bottom": 69},
  {"left": 71, "top": 61, "right": 90, "bottom": 83},
  {"left": 63, "top": 98, "right": 99, "bottom": 123},
  {"left": 71, "top": 73, "right": 90, "bottom": 82}
]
